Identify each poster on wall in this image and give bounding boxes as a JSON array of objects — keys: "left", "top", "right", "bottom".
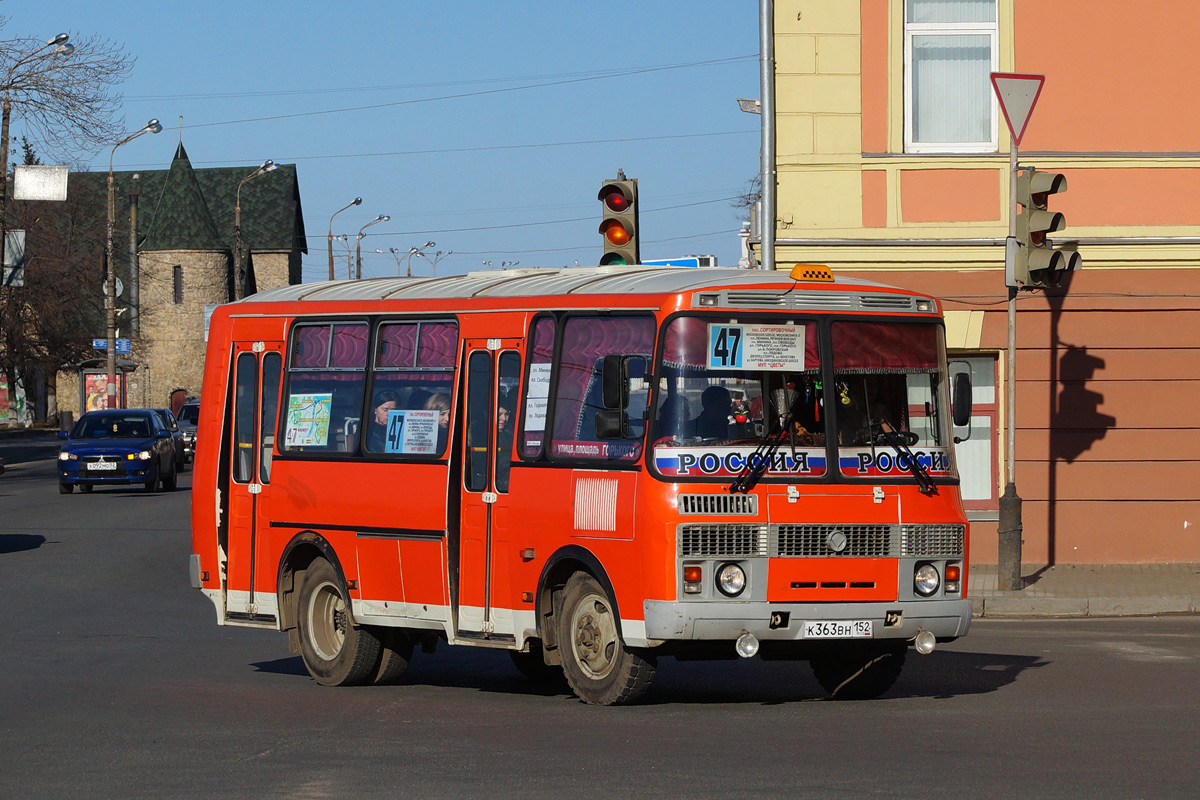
[{"left": 83, "top": 373, "right": 125, "bottom": 411}]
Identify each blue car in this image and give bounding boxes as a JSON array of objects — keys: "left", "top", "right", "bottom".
[{"left": 57, "top": 409, "right": 181, "bottom": 494}]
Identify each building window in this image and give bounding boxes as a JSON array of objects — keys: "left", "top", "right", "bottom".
[
  {"left": 172, "top": 265, "right": 183, "bottom": 304},
  {"left": 950, "top": 354, "right": 999, "bottom": 518},
  {"left": 904, "top": 0, "right": 998, "bottom": 153}
]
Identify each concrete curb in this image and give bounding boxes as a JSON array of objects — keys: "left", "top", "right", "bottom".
[{"left": 973, "top": 596, "right": 1200, "bottom": 618}]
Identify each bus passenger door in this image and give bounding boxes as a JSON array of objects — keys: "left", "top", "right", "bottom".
[
  {"left": 457, "top": 340, "right": 522, "bottom": 638},
  {"left": 223, "top": 341, "right": 284, "bottom": 622}
]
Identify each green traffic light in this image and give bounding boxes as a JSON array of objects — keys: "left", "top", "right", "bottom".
[{"left": 600, "top": 253, "right": 629, "bottom": 266}]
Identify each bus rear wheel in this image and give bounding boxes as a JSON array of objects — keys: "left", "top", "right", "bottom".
[
  {"left": 810, "top": 642, "right": 906, "bottom": 700},
  {"left": 557, "top": 572, "right": 655, "bottom": 705},
  {"left": 297, "top": 558, "right": 382, "bottom": 686},
  {"left": 370, "top": 627, "right": 413, "bottom": 685}
]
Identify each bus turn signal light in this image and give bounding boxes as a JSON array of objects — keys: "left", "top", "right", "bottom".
[{"left": 684, "top": 565, "right": 703, "bottom": 594}]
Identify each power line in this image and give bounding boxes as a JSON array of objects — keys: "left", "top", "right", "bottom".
[
  {"left": 173, "top": 130, "right": 757, "bottom": 168},
  {"left": 182, "top": 55, "right": 757, "bottom": 130},
  {"left": 304, "top": 195, "right": 741, "bottom": 241},
  {"left": 125, "top": 56, "right": 756, "bottom": 102}
]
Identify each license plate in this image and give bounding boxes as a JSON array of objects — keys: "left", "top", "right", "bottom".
[
  {"left": 89, "top": 461, "right": 118, "bottom": 471},
  {"left": 803, "top": 620, "right": 872, "bottom": 639}
]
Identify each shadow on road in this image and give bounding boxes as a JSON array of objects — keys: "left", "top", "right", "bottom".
[
  {"left": 249, "top": 645, "right": 1048, "bottom": 704},
  {"left": 0, "top": 533, "right": 47, "bottom": 554}
]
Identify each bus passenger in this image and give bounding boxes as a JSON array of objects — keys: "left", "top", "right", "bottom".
[
  {"left": 694, "top": 385, "right": 732, "bottom": 439},
  {"left": 368, "top": 390, "right": 400, "bottom": 451},
  {"left": 424, "top": 392, "right": 451, "bottom": 453}
]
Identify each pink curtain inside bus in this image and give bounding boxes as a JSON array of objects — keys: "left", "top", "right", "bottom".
[
  {"left": 831, "top": 322, "right": 938, "bottom": 373},
  {"left": 293, "top": 322, "right": 368, "bottom": 369}
]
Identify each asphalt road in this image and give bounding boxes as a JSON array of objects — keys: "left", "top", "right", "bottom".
[{"left": 3, "top": 453, "right": 1200, "bottom": 799}]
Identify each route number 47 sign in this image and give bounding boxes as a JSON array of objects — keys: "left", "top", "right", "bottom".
[{"left": 707, "top": 323, "right": 806, "bottom": 371}]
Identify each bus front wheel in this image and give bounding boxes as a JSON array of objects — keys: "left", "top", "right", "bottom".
[
  {"left": 810, "top": 642, "right": 906, "bottom": 700},
  {"left": 297, "top": 558, "right": 382, "bottom": 687},
  {"left": 557, "top": 572, "right": 655, "bottom": 705}
]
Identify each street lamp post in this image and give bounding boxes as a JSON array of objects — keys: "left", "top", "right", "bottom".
[
  {"left": 376, "top": 247, "right": 405, "bottom": 276},
  {"left": 355, "top": 214, "right": 390, "bottom": 280},
  {"left": 233, "top": 159, "right": 276, "bottom": 301},
  {"left": 327, "top": 197, "right": 361, "bottom": 281},
  {"left": 1, "top": 33, "right": 74, "bottom": 271},
  {"left": 416, "top": 249, "right": 453, "bottom": 277},
  {"left": 331, "top": 234, "right": 352, "bottom": 279},
  {"left": 404, "top": 241, "right": 435, "bottom": 278},
  {"left": 106, "top": 118, "right": 163, "bottom": 408}
]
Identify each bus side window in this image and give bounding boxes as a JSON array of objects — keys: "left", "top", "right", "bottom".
[{"left": 281, "top": 322, "right": 368, "bottom": 453}]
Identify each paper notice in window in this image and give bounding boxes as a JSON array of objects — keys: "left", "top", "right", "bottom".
[
  {"left": 284, "top": 393, "right": 332, "bottom": 447},
  {"left": 385, "top": 409, "right": 439, "bottom": 455},
  {"left": 707, "top": 324, "right": 805, "bottom": 371},
  {"left": 524, "top": 363, "right": 551, "bottom": 432}
]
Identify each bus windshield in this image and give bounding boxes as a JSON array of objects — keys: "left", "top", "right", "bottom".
[{"left": 650, "top": 315, "right": 957, "bottom": 485}]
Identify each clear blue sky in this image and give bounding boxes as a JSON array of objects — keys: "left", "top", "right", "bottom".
[{"left": 7, "top": 1, "right": 762, "bottom": 282}]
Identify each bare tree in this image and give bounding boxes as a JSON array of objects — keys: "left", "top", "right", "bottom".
[
  {"left": 0, "top": 22, "right": 134, "bottom": 420},
  {"left": 732, "top": 174, "right": 761, "bottom": 222},
  {"left": 0, "top": 27, "right": 134, "bottom": 164}
]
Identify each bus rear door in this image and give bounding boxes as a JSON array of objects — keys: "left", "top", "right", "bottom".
[
  {"left": 223, "top": 340, "right": 284, "bottom": 624},
  {"left": 456, "top": 340, "right": 522, "bottom": 639}
]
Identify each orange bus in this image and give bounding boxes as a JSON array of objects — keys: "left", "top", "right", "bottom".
[{"left": 190, "top": 264, "right": 973, "bottom": 704}]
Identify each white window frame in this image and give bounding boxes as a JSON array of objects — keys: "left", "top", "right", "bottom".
[{"left": 903, "top": 11, "right": 999, "bottom": 154}]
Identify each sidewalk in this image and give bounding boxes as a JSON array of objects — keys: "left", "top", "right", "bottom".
[
  {"left": 0, "top": 427, "right": 64, "bottom": 469},
  {"left": 971, "top": 563, "right": 1200, "bottom": 618}
]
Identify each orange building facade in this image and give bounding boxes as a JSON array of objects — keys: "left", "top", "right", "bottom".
[{"left": 766, "top": 0, "right": 1200, "bottom": 565}]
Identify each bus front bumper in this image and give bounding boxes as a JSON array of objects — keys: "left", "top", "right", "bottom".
[{"left": 643, "top": 598, "right": 972, "bottom": 644}]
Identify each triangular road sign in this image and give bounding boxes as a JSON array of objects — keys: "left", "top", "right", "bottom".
[{"left": 991, "top": 72, "right": 1045, "bottom": 147}]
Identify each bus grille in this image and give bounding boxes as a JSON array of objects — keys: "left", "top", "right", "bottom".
[
  {"left": 678, "top": 494, "right": 758, "bottom": 516},
  {"left": 773, "top": 524, "right": 894, "bottom": 557},
  {"left": 900, "top": 524, "right": 965, "bottom": 557},
  {"left": 679, "top": 524, "right": 768, "bottom": 557},
  {"left": 677, "top": 523, "right": 965, "bottom": 558}
]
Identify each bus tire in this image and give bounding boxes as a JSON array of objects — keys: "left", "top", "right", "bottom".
[
  {"left": 371, "top": 627, "right": 413, "bottom": 685},
  {"left": 296, "top": 558, "right": 382, "bottom": 687},
  {"left": 557, "top": 572, "right": 655, "bottom": 705},
  {"left": 810, "top": 642, "right": 906, "bottom": 700},
  {"left": 509, "top": 640, "right": 566, "bottom": 685}
]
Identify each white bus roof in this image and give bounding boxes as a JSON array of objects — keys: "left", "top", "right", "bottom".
[{"left": 240, "top": 266, "right": 930, "bottom": 311}]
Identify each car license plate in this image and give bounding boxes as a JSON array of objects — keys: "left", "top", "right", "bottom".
[
  {"left": 803, "top": 620, "right": 872, "bottom": 639},
  {"left": 89, "top": 461, "right": 118, "bottom": 471}
]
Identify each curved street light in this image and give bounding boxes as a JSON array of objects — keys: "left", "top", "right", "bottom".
[
  {"left": 105, "top": 118, "right": 162, "bottom": 408},
  {"left": 416, "top": 249, "right": 453, "bottom": 278},
  {"left": 355, "top": 214, "right": 390, "bottom": 280},
  {"left": 404, "top": 241, "right": 435, "bottom": 278},
  {"left": 326, "top": 197, "right": 362, "bottom": 281},
  {"left": 233, "top": 159, "right": 276, "bottom": 300}
]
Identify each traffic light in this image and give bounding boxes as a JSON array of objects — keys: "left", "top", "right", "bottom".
[
  {"left": 1013, "top": 168, "right": 1082, "bottom": 290},
  {"left": 598, "top": 171, "right": 639, "bottom": 266}
]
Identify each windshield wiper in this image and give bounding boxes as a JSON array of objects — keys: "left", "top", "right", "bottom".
[
  {"left": 875, "top": 422, "right": 937, "bottom": 496},
  {"left": 728, "top": 409, "right": 797, "bottom": 495}
]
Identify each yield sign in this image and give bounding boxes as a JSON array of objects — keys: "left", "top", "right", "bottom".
[{"left": 990, "top": 72, "right": 1045, "bottom": 147}]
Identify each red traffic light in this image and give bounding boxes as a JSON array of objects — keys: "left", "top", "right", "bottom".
[
  {"left": 601, "top": 186, "right": 631, "bottom": 213},
  {"left": 601, "top": 218, "right": 631, "bottom": 246}
]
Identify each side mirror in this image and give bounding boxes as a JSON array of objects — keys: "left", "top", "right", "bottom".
[
  {"left": 57, "top": 430, "right": 69, "bottom": 440},
  {"left": 601, "top": 354, "right": 626, "bottom": 410},
  {"left": 952, "top": 372, "right": 973, "bottom": 428},
  {"left": 597, "top": 355, "right": 647, "bottom": 439}
]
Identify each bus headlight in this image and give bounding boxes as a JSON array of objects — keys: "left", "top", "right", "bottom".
[
  {"left": 914, "top": 563, "right": 940, "bottom": 597},
  {"left": 716, "top": 563, "right": 747, "bottom": 597}
]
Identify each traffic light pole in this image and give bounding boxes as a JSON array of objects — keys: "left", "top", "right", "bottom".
[{"left": 999, "top": 142, "right": 1024, "bottom": 591}]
